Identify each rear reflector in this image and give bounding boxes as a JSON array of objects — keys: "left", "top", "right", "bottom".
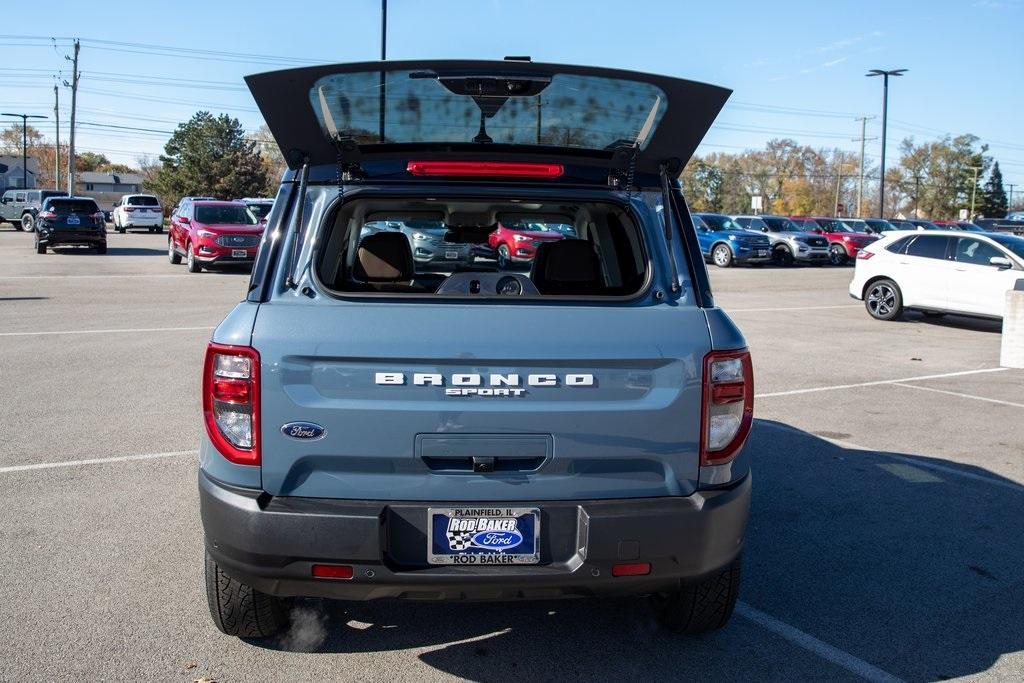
[
  {"left": 406, "top": 161, "right": 564, "bottom": 178},
  {"left": 312, "top": 564, "right": 354, "bottom": 580},
  {"left": 612, "top": 562, "right": 651, "bottom": 577}
]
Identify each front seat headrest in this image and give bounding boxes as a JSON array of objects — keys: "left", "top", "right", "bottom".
[
  {"left": 354, "top": 232, "right": 414, "bottom": 284},
  {"left": 530, "top": 240, "right": 602, "bottom": 295}
]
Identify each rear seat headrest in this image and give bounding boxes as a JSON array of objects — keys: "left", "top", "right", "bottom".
[
  {"left": 354, "top": 232, "right": 414, "bottom": 283},
  {"left": 531, "top": 240, "right": 602, "bottom": 295}
]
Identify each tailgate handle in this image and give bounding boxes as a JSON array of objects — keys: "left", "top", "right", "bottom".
[{"left": 420, "top": 455, "right": 546, "bottom": 473}]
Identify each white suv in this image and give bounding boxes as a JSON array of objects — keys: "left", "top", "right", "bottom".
[
  {"left": 850, "top": 230, "right": 1024, "bottom": 320},
  {"left": 113, "top": 194, "right": 164, "bottom": 233}
]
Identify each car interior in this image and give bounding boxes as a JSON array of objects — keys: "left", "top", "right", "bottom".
[{"left": 315, "top": 199, "right": 648, "bottom": 297}]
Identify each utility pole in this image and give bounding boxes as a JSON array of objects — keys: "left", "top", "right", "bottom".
[
  {"left": 835, "top": 166, "right": 844, "bottom": 217},
  {"left": 1008, "top": 184, "right": 1016, "bottom": 213},
  {"left": 1, "top": 112, "right": 47, "bottom": 188},
  {"left": 65, "top": 39, "right": 80, "bottom": 197},
  {"left": 913, "top": 175, "right": 921, "bottom": 218},
  {"left": 853, "top": 116, "right": 876, "bottom": 217},
  {"left": 866, "top": 69, "right": 907, "bottom": 218},
  {"left": 53, "top": 83, "right": 60, "bottom": 191},
  {"left": 968, "top": 166, "right": 981, "bottom": 218}
]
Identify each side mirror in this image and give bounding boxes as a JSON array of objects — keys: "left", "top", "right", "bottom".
[
  {"left": 990, "top": 256, "right": 1012, "bottom": 269},
  {"left": 0, "top": 197, "right": 7, "bottom": 204},
  {"left": 179, "top": 216, "right": 190, "bottom": 225}
]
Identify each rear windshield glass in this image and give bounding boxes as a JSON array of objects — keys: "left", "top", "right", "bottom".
[
  {"left": 316, "top": 198, "right": 647, "bottom": 298},
  {"left": 195, "top": 205, "right": 257, "bottom": 225},
  {"left": 246, "top": 203, "right": 273, "bottom": 219},
  {"left": 310, "top": 70, "right": 667, "bottom": 150},
  {"left": 47, "top": 199, "right": 99, "bottom": 214},
  {"left": 127, "top": 195, "right": 159, "bottom": 206}
]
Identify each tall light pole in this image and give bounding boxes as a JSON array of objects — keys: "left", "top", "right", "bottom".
[
  {"left": 866, "top": 68, "right": 907, "bottom": 218},
  {"left": 1, "top": 113, "right": 48, "bottom": 189}
]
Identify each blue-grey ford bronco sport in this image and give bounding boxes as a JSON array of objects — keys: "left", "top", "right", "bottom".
[{"left": 200, "top": 59, "right": 753, "bottom": 638}]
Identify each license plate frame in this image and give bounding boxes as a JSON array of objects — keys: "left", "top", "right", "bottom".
[
  {"left": 427, "top": 507, "right": 540, "bottom": 565},
  {"left": 231, "top": 249, "right": 248, "bottom": 258},
  {"left": 66, "top": 215, "right": 80, "bottom": 225},
  {"left": 444, "top": 250, "right": 459, "bottom": 260}
]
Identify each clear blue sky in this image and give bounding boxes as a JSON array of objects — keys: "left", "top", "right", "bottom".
[{"left": 2, "top": 0, "right": 1022, "bottom": 190}]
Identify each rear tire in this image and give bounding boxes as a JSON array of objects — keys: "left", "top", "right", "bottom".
[
  {"left": 95, "top": 242, "right": 107, "bottom": 255},
  {"left": 651, "top": 555, "right": 741, "bottom": 634},
  {"left": 168, "top": 239, "right": 182, "bottom": 264},
  {"left": 712, "top": 244, "right": 733, "bottom": 268},
  {"left": 186, "top": 242, "right": 202, "bottom": 272},
  {"left": 21, "top": 214, "right": 35, "bottom": 232},
  {"left": 35, "top": 241, "right": 46, "bottom": 254},
  {"left": 865, "top": 278, "right": 903, "bottom": 321},
  {"left": 205, "top": 550, "right": 286, "bottom": 638}
]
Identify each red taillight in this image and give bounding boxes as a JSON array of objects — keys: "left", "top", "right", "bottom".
[
  {"left": 612, "top": 562, "right": 651, "bottom": 577},
  {"left": 406, "top": 161, "right": 564, "bottom": 178},
  {"left": 91, "top": 211, "right": 105, "bottom": 222},
  {"left": 312, "top": 564, "right": 354, "bottom": 580},
  {"left": 38, "top": 211, "right": 57, "bottom": 221},
  {"left": 856, "top": 250, "right": 875, "bottom": 260},
  {"left": 700, "top": 349, "right": 754, "bottom": 467},
  {"left": 124, "top": 206, "right": 135, "bottom": 212},
  {"left": 203, "top": 343, "right": 260, "bottom": 466}
]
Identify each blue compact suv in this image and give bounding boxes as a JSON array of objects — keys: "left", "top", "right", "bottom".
[
  {"left": 693, "top": 213, "right": 772, "bottom": 267},
  {"left": 200, "top": 60, "right": 753, "bottom": 638}
]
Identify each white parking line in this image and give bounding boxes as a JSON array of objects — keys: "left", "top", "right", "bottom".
[
  {"left": 729, "top": 304, "right": 859, "bottom": 313},
  {"left": 892, "top": 382, "right": 1024, "bottom": 409},
  {"left": 0, "top": 450, "right": 196, "bottom": 474},
  {"left": 760, "top": 421, "right": 1024, "bottom": 494},
  {"left": 0, "top": 326, "right": 213, "bottom": 337},
  {"left": 735, "top": 602, "right": 904, "bottom": 683},
  {"left": 0, "top": 274, "right": 191, "bottom": 280},
  {"left": 755, "top": 367, "right": 1009, "bottom": 398}
]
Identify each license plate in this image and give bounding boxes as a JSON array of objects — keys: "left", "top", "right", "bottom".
[
  {"left": 428, "top": 507, "right": 540, "bottom": 565},
  {"left": 445, "top": 250, "right": 459, "bottom": 259},
  {"left": 232, "top": 249, "right": 248, "bottom": 258},
  {"left": 756, "top": 249, "right": 768, "bottom": 257},
  {"left": 66, "top": 215, "right": 80, "bottom": 225}
]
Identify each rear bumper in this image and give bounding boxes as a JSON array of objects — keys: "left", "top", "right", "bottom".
[
  {"left": 199, "top": 469, "right": 751, "bottom": 601},
  {"left": 119, "top": 214, "right": 163, "bottom": 226},
  {"left": 38, "top": 230, "right": 105, "bottom": 246}
]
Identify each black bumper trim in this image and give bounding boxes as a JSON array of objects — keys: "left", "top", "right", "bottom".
[{"left": 199, "top": 470, "right": 751, "bottom": 601}]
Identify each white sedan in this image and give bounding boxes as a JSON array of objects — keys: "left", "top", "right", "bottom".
[{"left": 850, "top": 230, "right": 1024, "bottom": 320}]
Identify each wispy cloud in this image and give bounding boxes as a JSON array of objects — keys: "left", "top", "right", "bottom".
[
  {"left": 815, "top": 31, "right": 883, "bottom": 53},
  {"left": 823, "top": 57, "right": 848, "bottom": 68},
  {"left": 973, "top": 0, "right": 1020, "bottom": 9}
]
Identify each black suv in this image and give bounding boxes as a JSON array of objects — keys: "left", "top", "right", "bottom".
[
  {"left": 0, "top": 189, "right": 69, "bottom": 232},
  {"left": 34, "top": 196, "right": 107, "bottom": 254}
]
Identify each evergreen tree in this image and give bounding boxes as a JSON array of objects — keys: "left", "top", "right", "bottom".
[
  {"left": 981, "top": 161, "right": 1008, "bottom": 218},
  {"left": 149, "top": 112, "right": 269, "bottom": 205}
]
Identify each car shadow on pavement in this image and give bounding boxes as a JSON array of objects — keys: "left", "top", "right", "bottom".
[
  {"left": 103, "top": 247, "right": 170, "bottom": 257},
  {"left": 897, "top": 310, "right": 1003, "bottom": 333},
  {"left": 247, "top": 420, "right": 1024, "bottom": 682}
]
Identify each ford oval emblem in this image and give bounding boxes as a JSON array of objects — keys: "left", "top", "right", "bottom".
[
  {"left": 471, "top": 529, "right": 523, "bottom": 550},
  {"left": 280, "top": 421, "right": 326, "bottom": 440}
]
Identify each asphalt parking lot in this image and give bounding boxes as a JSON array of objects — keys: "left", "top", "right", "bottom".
[{"left": 1, "top": 227, "right": 1021, "bottom": 682}]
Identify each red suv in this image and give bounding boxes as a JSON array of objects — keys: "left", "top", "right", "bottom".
[
  {"left": 487, "top": 221, "right": 571, "bottom": 268},
  {"left": 168, "top": 199, "right": 263, "bottom": 273},
  {"left": 790, "top": 216, "right": 877, "bottom": 265}
]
